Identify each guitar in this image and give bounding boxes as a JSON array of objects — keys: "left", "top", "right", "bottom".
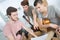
[
  {"left": 42, "top": 18, "right": 51, "bottom": 25},
  {"left": 23, "top": 15, "right": 43, "bottom": 32}
]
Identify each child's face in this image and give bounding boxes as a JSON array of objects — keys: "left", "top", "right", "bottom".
[
  {"left": 9, "top": 11, "right": 18, "bottom": 21},
  {"left": 22, "top": 5, "right": 29, "bottom": 11},
  {"left": 35, "top": 3, "right": 46, "bottom": 13}
]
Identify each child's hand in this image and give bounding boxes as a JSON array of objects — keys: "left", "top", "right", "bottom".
[{"left": 56, "top": 27, "right": 60, "bottom": 35}]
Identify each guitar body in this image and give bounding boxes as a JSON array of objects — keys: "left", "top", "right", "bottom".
[
  {"left": 37, "top": 18, "right": 52, "bottom": 33},
  {"left": 42, "top": 18, "right": 51, "bottom": 25}
]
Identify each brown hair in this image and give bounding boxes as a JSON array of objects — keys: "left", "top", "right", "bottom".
[
  {"left": 34, "top": 0, "right": 48, "bottom": 6},
  {"left": 21, "top": 0, "right": 29, "bottom": 6},
  {"left": 6, "top": 7, "right": 17, "bottom": 16},
  {"left": 34, "top": 0, "right": 43, "bottom": 6}
]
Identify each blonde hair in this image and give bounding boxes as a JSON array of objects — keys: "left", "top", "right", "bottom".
[{"left": 42, "top": 0, "right": 48, "bottom": 6}]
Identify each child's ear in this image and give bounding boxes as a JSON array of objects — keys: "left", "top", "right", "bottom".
[{"left": 8, "top": 15, "right": 10, "bottom": 18}]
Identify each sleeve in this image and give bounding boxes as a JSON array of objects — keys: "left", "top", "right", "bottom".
[
  {"left": 30, "top": 6, "right": 34, "bottom": 10},
  {"left": 55, "top": 7, "right": 60, "bottom": 17}
]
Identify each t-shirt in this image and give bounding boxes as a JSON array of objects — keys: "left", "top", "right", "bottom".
[
  {"left": 3, "top": 20, "right": 24, "bottom": 40},
  {"left": 23, "top": 6, "right": 34, "bottom": 26},
  {"left": 34, "top": 6, "right": 60, "bottom": 25},
  {"left": 24, "top": 6, "right": 34, "bottom": 19}
]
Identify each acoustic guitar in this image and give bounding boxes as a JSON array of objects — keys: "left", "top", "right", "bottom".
[{"left": 42, "top": 18, "right": 51, "bottom": 25}]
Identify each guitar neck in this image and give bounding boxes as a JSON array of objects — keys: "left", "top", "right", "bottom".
[{"left": 23, "top": 15, "right": 33, "bottom": 27}]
